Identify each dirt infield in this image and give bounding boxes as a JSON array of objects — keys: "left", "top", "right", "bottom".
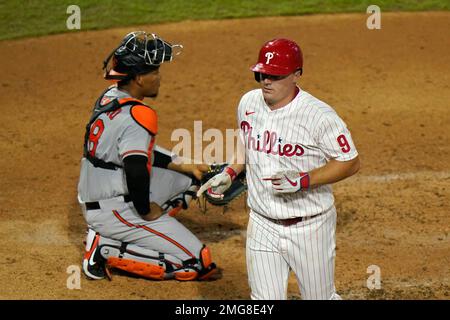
[{"left": 0, "top": 12, "right": 449, "bottom": 299}]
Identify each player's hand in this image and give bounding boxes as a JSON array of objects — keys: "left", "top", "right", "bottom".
[
  {"left": 263, "top": 170, "right": 310, "bottom": 194},
  {"left": 141, "top": 203, "right": 164, "bottom": 221},
  {"left": 197, "top": 170, "right": 233, "bottom": 199}
]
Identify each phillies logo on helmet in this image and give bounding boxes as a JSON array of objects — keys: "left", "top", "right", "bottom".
[
  {"left": 251, "top": 38, "right": 303, "bottom": 76},
  {"left": 265, "top": 52, "right": 274, "bottom": 64}
]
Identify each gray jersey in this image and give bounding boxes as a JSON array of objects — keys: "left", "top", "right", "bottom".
[
  {"left": 78, "top": 86, "right": 154, "bottom": 202},
  {"left": 78, "top": 87, "right": 207, "bottom": 274}
]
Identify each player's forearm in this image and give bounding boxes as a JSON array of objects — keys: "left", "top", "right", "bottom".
[
  {"left": 308, "top": 157, "right": 360, "bottom": 188},
  {"left": 167, "top": 161, "right": 185, "bottom": 173},
  {"left": 167, "top": 161, "right": 200, "bottom": 173},
  {"left": 167, "top": 162, "right": 206, "bottom": 179},
  {"left": 152, "top": 147, "right": 173, "bottom": 169},
  {"left": 227, "top": 135, "right": 246, "bottom": 175},
  {"left": 123, "top": 155, "right": 150, "bottom": 215}
]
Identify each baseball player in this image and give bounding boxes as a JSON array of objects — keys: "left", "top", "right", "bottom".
[
  {"left": 198, "top": 38, "right": 360, "bottom": 299},
  {"left": 78, "top": 31, "right": 218, "bottom": 281}
]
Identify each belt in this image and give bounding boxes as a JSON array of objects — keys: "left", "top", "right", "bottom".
[
  {"left": 262, "top": 213, "right": 321, "bottom": 226},
  {"left": 85, "top": 195, "right": 132, "bottom": 211}
]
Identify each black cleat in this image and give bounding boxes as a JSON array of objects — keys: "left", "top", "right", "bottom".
[{"left": 82, "top": 230, "right": 106, "bottom": 280}]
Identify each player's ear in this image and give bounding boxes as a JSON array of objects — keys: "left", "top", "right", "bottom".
[
  {"left": 135, "top": 74, "right": 144, "bottom": 87},
  {"left": 293, "top": 68, "right": 302, "bottom": 82}
]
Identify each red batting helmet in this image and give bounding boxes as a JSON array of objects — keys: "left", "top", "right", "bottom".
[{"left": 250, "top": 38, "right": 303, "bottom": 76}]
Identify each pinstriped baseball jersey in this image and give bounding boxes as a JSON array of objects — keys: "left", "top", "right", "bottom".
[
  {"left": 238, "top": 87, "right": 358, "bottom": 219},
  {"left": 78, "top": 87, "right": 154, "bottom": 202}
]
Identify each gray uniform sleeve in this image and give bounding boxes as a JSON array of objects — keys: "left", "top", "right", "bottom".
[{"left": 118, "top": 122, "right": 152, "bottom": 161}]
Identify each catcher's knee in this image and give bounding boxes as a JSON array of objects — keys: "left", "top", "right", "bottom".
[
  {"left": 197, "top": 245, "right": 218, "bottom": 280},
  {"left": 107, "top": 256, "right": 166, "bottom": 280},
  {"left": 172, "top": 245, "right": 218, "bottom": 281}
]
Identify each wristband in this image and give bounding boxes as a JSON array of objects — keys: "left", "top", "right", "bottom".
[
  {"left": 224, "top": 167, "right": 238, "bottom": 181},
  {"left": 299, "top": 172, "right": 310, "bottom": 190}
]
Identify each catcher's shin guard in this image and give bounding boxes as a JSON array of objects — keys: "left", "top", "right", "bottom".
[
  {"left": 197, "top": 245, "right": 218, "bottom": 280},
  {"left": 159, "top": 246, "right": 217, "bottom": 281},
  {"left": 98, "top": 242, "right": 171, "bottom": 280},
  {"left": 97, "top": 241, "right": 199, "bottom": 281},
  {"left": 106, "top": 257, "right": 165, "bottom": 280},
  {"left": 95, "top": 240, "right": 217, "bottom": 281},
  {"left": 172, "top": 266, "right": 200, "bottom": 281},
  {"left": 106, "top": 255, "right": 207, "bottom": 281}
]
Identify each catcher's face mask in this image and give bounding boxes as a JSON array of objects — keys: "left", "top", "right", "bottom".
[{"left": 103, "top": 31, "right": 183, "bottom": 81}]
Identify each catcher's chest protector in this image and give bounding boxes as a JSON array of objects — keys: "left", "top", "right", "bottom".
[{"left": 83, "top": 88, "right": 148, "bottom": 170}]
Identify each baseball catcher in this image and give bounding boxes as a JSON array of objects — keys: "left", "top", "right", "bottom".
[{"left": 78, "top": 31, "right": 219, "bottom": 282}]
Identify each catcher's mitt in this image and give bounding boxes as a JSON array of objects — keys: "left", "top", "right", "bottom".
[{"left": 201, "top": 163, "right": 247, "bottom": 206}]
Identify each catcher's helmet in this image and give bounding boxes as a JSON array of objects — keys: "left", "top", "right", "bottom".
[
  {"left": 103, "top": 31, "right": 183, "bottom": 81},
  {"left": 250, "top": 38, "right": 303, "bottom": 76}
]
